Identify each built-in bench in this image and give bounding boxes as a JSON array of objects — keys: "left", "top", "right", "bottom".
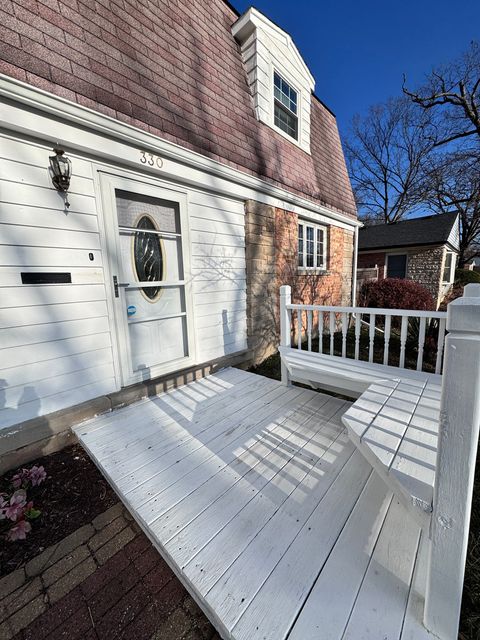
[
  {"left": 278, "top": 284, "right": 480, "bottom": 640},
  {"left": 279, "top": 346, "right": 441, "bottom": 396},
  {"left": 279, "top": 346, "right": 442, "bottom": 528}
]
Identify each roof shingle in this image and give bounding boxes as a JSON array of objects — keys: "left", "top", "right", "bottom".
[{"left": 359, "top": 212, "right": 459, "bottom": 251}]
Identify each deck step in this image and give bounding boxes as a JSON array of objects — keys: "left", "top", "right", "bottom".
[{"left": 342, "top": 377, "right": 441, "bottom": 528}]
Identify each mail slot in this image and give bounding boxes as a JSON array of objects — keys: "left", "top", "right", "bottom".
[{"left": 21, "top": 272, "right": 72, "bottom": 284}]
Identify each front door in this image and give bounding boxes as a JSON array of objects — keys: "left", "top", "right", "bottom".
[{"left": 101, "top": 175, "right": 194, "bottom": 386}]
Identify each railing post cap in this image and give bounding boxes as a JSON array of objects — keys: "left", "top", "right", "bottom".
[
  {"left": 464, "top": 283, "right": 480, "bottom": 297},
  {"left": 447, "top": 284, "right": 480, "bottom": 333},
  {"left": 280, "top": 285, "right": 291, "bottom": 296}
]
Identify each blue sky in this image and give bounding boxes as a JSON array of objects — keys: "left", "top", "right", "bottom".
[{"left": 234, "top": 0, "right": 480, "bottom": 135}]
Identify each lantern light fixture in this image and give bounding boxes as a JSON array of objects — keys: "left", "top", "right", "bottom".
[{"left": 49, "top": 147, "right": 72, "bottom": 209}]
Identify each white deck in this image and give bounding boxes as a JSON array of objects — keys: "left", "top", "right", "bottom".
[{"left": 74, "top": 368, "right": 432, "bottom": 640}]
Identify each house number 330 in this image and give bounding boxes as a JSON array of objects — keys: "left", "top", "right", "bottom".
[{"left": 139, "top": 151, "right": 163, "bottom": 168}]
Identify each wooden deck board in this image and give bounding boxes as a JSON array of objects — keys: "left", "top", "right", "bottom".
[{"left": 74, "top": 368, "right": 430, "bottom": 640}]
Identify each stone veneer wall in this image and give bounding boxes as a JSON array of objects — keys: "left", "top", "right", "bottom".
[
  {"left": 245, "top": 200, "right": 355, "bottom": 364},
  {"left": 406, "top": 245, "right": 445, "bottom": 306}
]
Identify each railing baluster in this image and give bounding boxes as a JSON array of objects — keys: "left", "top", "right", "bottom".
[
  {"left": 399, "top": 316, "right": 408, "bottom": 368},
  {"left": 341, "top": 312, "right": 348, "bottom": 358},
  {"left": 329, "top": 311, "right": 335, "bottom": 356},
  {"left": 368, "top": 313, "right": 376, "bottom": 363},
  {"left": 307, "top": 310, "right": 312, "bottom": 351},
  {"left": 354, "top": 313, "right": 360, "bottom": 360},
  {"left": 435, "top": 316, "right": 447, "bottom": 374},
  {"left": 416, "top": 316, "right": 427, "bottom": 371},
  {"left": 297, "top": 309, "right": 302, "bottom": 350},
  {"left": 318, "top": 311, "right": 323, "bottom": 354},
  {"left": 383, "top": 314, "right": 391, "bottom": 366}
]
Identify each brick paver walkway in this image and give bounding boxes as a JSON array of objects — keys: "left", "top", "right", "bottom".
[{"left": 0, "top": 504, "right": 219, "bottom": 640}]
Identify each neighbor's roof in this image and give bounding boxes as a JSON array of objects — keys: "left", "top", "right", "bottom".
[{"left": 358, "top": 212, "right": 459, "bottom": 251}]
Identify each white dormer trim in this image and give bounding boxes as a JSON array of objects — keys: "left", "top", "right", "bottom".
[{"left": 232, "top": 7, "right": 315, "bottom": 154}]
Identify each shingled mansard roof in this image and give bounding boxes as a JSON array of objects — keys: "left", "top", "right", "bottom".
[
  {"left": 359, "top": 212, "right": 460, "bottom": 251},
  {"left": 0, "top": 0, "right": 357, "bottom": 219}
]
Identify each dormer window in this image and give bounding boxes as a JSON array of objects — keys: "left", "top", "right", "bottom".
[
  {"left": 273, "top": 72, "right": 298, "bottom": 140},
  {"left": 232, "top": 7, "right": 315, "bottom": 154}
]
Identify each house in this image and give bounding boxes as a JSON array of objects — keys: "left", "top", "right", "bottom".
[
  {"left": 0, "top": 2, "right": 358, "bottom": 469},
  {"left": 357, "top": 212, "right": 459, "bottom": 307}
]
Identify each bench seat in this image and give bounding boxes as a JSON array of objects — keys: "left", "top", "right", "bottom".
[
  {"left": 279, "top": 346, "right": 442, "bottom": 528},
  {"left": 279, "top": 346, "right": 441, "bottom": 395}
]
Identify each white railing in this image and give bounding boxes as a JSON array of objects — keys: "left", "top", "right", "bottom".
[{"left": 280, "top": 287, "right": 448, "bottom": 374}]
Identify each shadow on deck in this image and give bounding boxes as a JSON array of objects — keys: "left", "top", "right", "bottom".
[{"left": 73, "top": 368, "right": 430, "bottom": 640}]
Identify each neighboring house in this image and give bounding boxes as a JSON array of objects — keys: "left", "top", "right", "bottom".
[
  {"left": 0, "top": 2, "right": 358, "bottom": 458},
  {"left": 357, "top": 212, "right": 460, "bottom": 308}
]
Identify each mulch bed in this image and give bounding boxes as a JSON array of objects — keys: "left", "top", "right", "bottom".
[{"left": 0, "top": 444, "right": 117, "bottom": 577}]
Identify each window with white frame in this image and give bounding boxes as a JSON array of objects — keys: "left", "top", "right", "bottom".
[
  {"left": 274, "top": 71, "right": 298, "bottom": 140},
  {"left": 298, "top": 221, "right": 327, "bottom": 270},
  {"left": 442, "top": 251, "right": 455, "bottom": 283}
]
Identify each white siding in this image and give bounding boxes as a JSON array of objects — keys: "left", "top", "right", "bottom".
[
  {"left": 233, "top": 9, "right": 315, "bottom": 154},
  {"left": 0, "top": 134, "right": 117, "bottom": 430},
  {"left": 446, "top": 214, "right": 460, "bottom": 251},
  {"left": 0, "top": 132, "right": 247, "bottom": 430},
  {"left": 188, "top": 191, "right": 247, "bottom": 363}
]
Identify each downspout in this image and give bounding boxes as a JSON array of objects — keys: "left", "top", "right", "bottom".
[{"left": 351, "top": 224, "right": 360, "bottom": 305}]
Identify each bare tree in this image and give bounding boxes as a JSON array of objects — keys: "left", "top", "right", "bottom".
[
  {"left": 403, "top": 41, "right": 480, "bottom": 150},
  {"left": 345, "top": 97, "right": 433, "bottom": 224},
  {"left": 424, "top": 153, "right": 480, "bottom": 266}
]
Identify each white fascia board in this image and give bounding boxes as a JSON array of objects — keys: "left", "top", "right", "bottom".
[
  {"left": 0, "top": 74, "right": 359, "bottom": 228},
  {"left": 232, "top": 7, "right": 315, "bottom": 91}
]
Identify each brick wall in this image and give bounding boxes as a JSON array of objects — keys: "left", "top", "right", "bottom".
[
  {"left": 0, "top": 0, "right": 356, "bottom": 219},
  {"left": 245, "top": 200, "right": 354, "bottom": 364},
  {"left": 358, "top": 252, "right": 386, "bottom": 278}
]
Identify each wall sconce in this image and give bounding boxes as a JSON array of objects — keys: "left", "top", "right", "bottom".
[{"left": 49, "top": 147, "right": 72, "bottom": 209}]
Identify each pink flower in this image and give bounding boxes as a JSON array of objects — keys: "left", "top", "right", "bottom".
[
  {"left": 5, "top": 490, "right": 27, "bottom": 522},
  {"left": 28, "top": 466, "right": 47, "bottom": 487},
  {"left": 7, "top": 519, "right": 31, "bottom": 541},
  {"left": 11, "top": 465, "right": 46, "bottom": 489},
  {"left": 11, "top": 469, "right": 28, "bottom": 489}
]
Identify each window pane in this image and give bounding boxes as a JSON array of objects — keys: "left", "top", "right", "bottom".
[
  {"left": 273, "top": 71, "right": 297, "bottom": 114},
  {"left": 298, "top": 225, "right": 303, "bottom": 267},
  {"left": 317, "top": 229, "right": 324, "bottom": 267},
  {"left": 387, "top": 254, "right": 407, "bottom": 279},
  {"left": 306, "top": 226, "right": 314, "bottom": 267},
  {"left": 442, "top": 253, "right": 453, "bottom": 282},
  {"left": 274, "top": 102, "right": 298, "bottom": 139}
]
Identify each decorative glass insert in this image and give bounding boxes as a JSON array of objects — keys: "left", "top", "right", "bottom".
[
  {"left": 273, "top": 71, "right": 298, "bottom": 140},
  {"left": 298, "top": 221, "right": 328, "bottom": 270},
  {"left": 134, "top": 216, "right": 164, "bottom": 300}
]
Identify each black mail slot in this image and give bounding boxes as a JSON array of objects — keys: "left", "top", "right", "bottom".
[{"left": 21, "top": 272, "right": 72, "bottom": 284}]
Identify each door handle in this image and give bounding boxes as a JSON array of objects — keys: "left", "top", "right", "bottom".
[{"left": 113, "top": 275, "right": 119, "bottom": 298}]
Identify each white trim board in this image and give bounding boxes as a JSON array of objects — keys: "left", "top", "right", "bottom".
[{"left": 0, "top": 75, "right": 360, "bottom": 231}]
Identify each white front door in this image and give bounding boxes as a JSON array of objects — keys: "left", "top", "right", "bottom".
[{"left": 101, "top": 174, "right": 194, "bottom": 386}]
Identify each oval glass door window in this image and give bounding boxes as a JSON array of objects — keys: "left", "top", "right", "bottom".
[{"left": 133, "top": 215, "right": 164, "bottom": 300}]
